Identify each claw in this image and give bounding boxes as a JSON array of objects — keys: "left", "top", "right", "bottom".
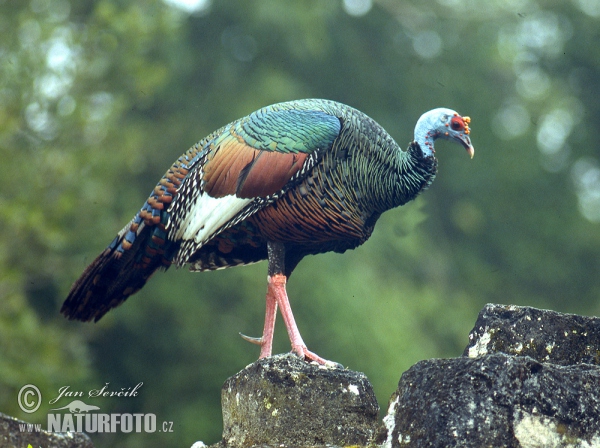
[
  {"left": 290, "top": 344, "right": 342, "bottom": 368},
  {"left": 239, "top": 332, "right": 263, "bottom": 346}
]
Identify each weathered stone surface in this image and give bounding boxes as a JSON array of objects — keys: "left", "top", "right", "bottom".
[
  {"left": 220, "top": 353, "right": 378, "bottom": 448},
  {"left": 199, "top": 304, "right": 600, "bottom": 448},
  {"left": 464, "top": 303, "right": 600, "bottom": 365},
  {"left": 378, "top": 304, "right": 600, "bottom": 448},
  {"left": 377, "top": 354, "right": 600, "bottom": 447},
  {"left": 0, "top": 412, "right": 94, "bottom": 448}
]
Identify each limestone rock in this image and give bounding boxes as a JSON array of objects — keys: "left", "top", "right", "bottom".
[
  {"left": 0, "top": 412, "right": 94, "bottom": 448},
  {"left": 378, "top": 304, "right": 600, "bottom": 448},
  {"left": 201, "top": 305, "right": 600, "bottom": 448},
  {"left": 220, "top": 353, "right": 378, "bottom": 447},
  {"left": 377, "top": 354, "right": 600, "bottom": 447},
  {"left": 464, "top": 303, "right": 600, "bottom": 365}
]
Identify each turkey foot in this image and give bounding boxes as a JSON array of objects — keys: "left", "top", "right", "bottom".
[{"left": 243, "top": 273, "right": 337, "bottom": 365}]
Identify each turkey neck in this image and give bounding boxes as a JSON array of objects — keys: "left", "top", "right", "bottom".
[
  {"left": 332, "top": 107, "right": 438, "bottom": 214},
  {"left": 392, "top": 141, "right": 438, "bottom": 206}
]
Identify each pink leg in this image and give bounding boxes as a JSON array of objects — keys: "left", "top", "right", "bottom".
[
  {"left": 258, "top": 282, "right": 278, "bottom": 359},
  {"left": 268, "top": 274, "right": 329, "bottom": 365}
]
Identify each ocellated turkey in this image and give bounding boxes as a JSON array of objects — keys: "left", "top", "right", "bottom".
[{"left": 62, "top": 98, "right": 474, "bottom": 364}]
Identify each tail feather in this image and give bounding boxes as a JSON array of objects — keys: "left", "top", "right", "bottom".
[
  {"left": 62, "top": 218, "right": 173, "bottom": 322},
  {"left": 63, "top": 145, "right": 199, "bottom": 322}
]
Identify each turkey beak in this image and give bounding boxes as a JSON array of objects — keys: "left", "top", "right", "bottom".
[
  {"left": 466, "top": 143, "right": 475, "bottom": 159},
  {"left": 457, "top": 134, "right": 474, "bottom": 159}
]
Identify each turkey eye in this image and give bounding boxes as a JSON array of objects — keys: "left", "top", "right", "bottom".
[{"left": 450, "top": 117, "right": 464, "bottom": 131}]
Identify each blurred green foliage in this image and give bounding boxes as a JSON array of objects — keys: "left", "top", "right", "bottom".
[{"left": 1, "top": 0, "right": 600, "bottom": 446}]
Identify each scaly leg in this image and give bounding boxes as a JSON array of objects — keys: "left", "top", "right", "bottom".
[
  {"left": 268, "top": 273, "right": 329, "bottom": 365},
  {"left": 259, "top": 283, "right": 278, "bottom": 358},
  {"left": 243, "top": 241, "right": 335, "bottom": 365},
  {"left": 239, "top": 289, "right": 277, "bottom": 358}
]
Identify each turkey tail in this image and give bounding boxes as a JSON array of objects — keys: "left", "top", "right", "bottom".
[
  {"left": 62, "top": 143, "right": 195, "bottom": 322},
  {"left": 62, "top": 217, "right": 174, "bottom": 322}
]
